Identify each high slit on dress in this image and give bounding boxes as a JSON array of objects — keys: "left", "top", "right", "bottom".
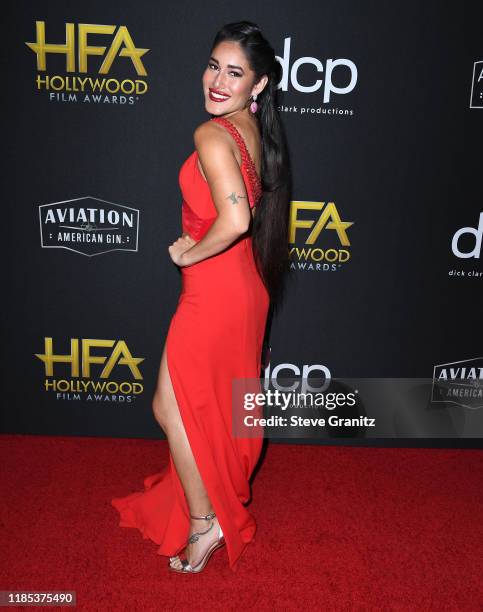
[{"left": 111, "top": 116, "right": 269, "bottom": 571}]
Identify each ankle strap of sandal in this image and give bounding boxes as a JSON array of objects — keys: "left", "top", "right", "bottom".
[{"left": 189, "top": 511, "right": 216, "bottom": 521}]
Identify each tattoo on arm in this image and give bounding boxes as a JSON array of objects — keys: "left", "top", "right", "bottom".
[{"left": 227, "top": 192, "right": 247, "bottom": 205}]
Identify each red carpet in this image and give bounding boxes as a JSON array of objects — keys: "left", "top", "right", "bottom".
[{"left": 0, "top": 435, "right": 482, "bottom": 611}]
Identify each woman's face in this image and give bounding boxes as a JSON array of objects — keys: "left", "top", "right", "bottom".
[{"left": 202, "top": 41, "right": 256, "bottom": 116}]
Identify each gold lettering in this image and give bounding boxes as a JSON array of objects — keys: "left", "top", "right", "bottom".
[
  {"left": 26, "top": 21, "right": 150, "bottom": 75},
  {"left": 290, "top": 201, "right": 353, "bottom": 245}
]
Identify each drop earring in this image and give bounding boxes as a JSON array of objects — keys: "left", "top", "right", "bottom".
[{"left": 250, "top": 94, "right": 258, "bottom": 113}]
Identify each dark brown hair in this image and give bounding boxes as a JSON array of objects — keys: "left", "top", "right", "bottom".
[{"left": 210, "top": 21, "right": 292, "bottom": 312}]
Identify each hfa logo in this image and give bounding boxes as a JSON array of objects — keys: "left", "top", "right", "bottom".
[
  {"left": 25, "top": 21, "right": 150, "bottom": 104},
  {"left": 35, "top": 337, "right": 145, "bottom": 402},
  {"left": 289, "top": 201, "right": 353, "bottom": 272}
]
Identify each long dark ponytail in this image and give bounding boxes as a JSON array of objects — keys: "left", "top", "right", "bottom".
[{"left": 210, "top": 22, "right": 292, "bottom": 312}]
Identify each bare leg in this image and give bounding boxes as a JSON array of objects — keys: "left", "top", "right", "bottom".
[{"left": 152, "top": 341, "right": 222, "bottom": 569}]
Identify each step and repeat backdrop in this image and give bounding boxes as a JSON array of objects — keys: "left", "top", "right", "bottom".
[{"left": 3, "top": 1, "right": 482, "bottom": 446}]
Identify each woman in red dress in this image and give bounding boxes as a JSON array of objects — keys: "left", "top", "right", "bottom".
[{"left": 112, "top": 21, "right": 291, "bottom": 573}]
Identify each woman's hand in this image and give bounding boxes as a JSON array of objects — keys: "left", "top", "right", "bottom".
[{"left": 168, "top": 233, "right": 198, "bottom": 267}]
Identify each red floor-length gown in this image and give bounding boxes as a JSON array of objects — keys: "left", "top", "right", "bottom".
[{"left": 111, "top": 116, "right": 269, "bottom": 571}]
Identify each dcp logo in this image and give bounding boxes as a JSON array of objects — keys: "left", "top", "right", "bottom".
[
  {"left": 276, "top": 37, "right": 358, "bottom": 102},
  {"left": 451, "top": 213, "right": 482, "bottom": 259}
]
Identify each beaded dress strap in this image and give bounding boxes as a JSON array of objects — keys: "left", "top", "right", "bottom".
[{"left": 210, "top": 117, "right": 262, "bottom": 204}]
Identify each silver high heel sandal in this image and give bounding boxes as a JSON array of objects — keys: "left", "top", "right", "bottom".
[{"left": 168, "top": 511, "right": 225, "bottom": 574}]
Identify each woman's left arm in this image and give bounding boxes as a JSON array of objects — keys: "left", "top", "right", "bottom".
[{"left": 168, "top": 121, "right": 251, "bottom": 267}]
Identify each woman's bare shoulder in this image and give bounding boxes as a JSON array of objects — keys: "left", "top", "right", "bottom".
[{"left": 193, "top": 119, "right": 233, "bottom": 149}]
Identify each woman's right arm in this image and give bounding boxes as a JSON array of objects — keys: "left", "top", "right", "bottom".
[{"left": 177, "top": 121, "right": 251, "bottom": 267}]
